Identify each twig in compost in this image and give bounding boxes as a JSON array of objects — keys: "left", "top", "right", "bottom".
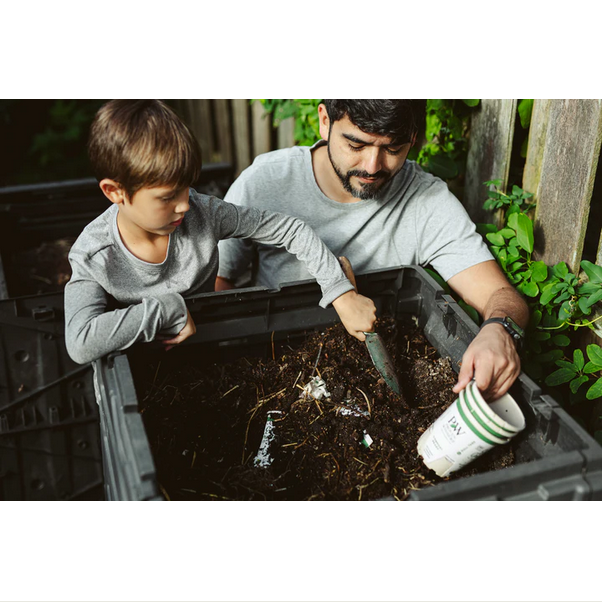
[
  {"left": 356, "top": 387, "right": 372, "bottom": 417},
  {"left": 292, "top": 370, "right": 303, "bottom": 390},
  {"left": 159, "top": 483, "right": 171, "bottom": 501},
  {"left": 153, "top": 361, "right": 162, "bottom": 385},
  {"left": 221, "top": 385, "right": 239, "bottom": 399},
  {"left": 271, "top": 331, "right": 275, "bottom": 361}
]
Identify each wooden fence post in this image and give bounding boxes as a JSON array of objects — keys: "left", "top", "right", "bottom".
[
  {"left": 464, "top": 99, "right": 517, "bottom": 225},
  {"left": 213, "top": 99, "right": 233, "bottom": 165},
  {"left": 232, "top": 99, "right": 252, "bottom": 176},
  {"left": 277, "top": 117, "right": 295, "bottom": 149},
  {"left": 252, "top": 101, "right": 271, "bottom": 158},
  {"left": 529, "top": 99, "right": 602, "bottom": 273}
]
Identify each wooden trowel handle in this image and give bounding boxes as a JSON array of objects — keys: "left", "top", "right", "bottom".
[{"left": 338, "top": 256, "right": 358, "bottom": 291}]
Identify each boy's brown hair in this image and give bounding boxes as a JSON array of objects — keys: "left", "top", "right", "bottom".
[{"left": 88, "top": 100, "right": 202, "bottom": 198}]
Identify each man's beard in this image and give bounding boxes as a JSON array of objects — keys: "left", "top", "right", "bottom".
[{"left": 328, "top": 142, "right": 396, "bottom": 201}]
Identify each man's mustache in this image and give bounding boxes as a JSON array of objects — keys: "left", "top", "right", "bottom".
[{"left": 347, "top": 169, "right": 390, "bottom": 180}]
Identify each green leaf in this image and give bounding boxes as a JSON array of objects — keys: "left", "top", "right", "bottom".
[
  {"left": 507, "top": 213, "right": 519, "bottom": 230},
  {"left": 552, "top": 262, "right": 569, "bottom": 279},
  {"left": 486, "top": 232, "right": 506, "bottom": 246},
  {"left": 424, "top": 268, "right": 450, "bottom": 293},
  {"left": 586, "top": 377, "right": 602, "bottom": 400},
  {"left": 558, "top": 300, "right": 573, "bottom": 321},
  {"left": 511, "top": 185, "right": 523, "bottom": 197},
  {"left": 586, "top": 345, "right": 602, "bottom": 366},
  {"left": 584, "top": 361, "right": 602, "bottom": 374},
  {"left": 578, "top": 295, "right": 593, "bottom": 315},
  {"left": 585, "top": 289, "right": 602, "bottom": 308},
  {"left": 570, "top": 375, "right": 589, "bottom": 394},
  {"left": 534, "top": 331, "right": 551, "bottom": 341},
  {"left": 531, "top": 261, "right": 548, "bottom": 282},
  {"left": 573, "top": 348, "right": 585, "bottom": 370},
  {"left": 551, "top": 334, "right": 571, "bottom": 347},
  {"left": 581, "top": 260, "right": 602, "bottom": 284},
  {"left": 554, "top": 360, "right": 578, "bottom": 372},
  {"left": 515, "top": 212, "right": 534, "bottom": 253},
  {"left": 476, "top": 223, "right": 499, "bottom": 236},
  {"left": 518, "top": 99, "right": 534, "bottom": 129},
  {"left": 531, "top": 309, "right": 542, "bottom": 327},
  {"left": 462, "top": 99, "right": 480, "bottom": 107},
  {"left": 539, "top": 349, "right": 564, "bottom": 363},
  {"left": 521, "top": 281, "right": 540, "bottom": 297},
  {"left": 540, "top": 282, "right": 558, "bottom": 305},
  {"left": 578, "top": 282, "right": 601, "bottom": 295},
  {"left": 498, "top": 228, "right": 516, "bottom": 239},
  {"left": 484, "top": 179, "right": 503, "bottom": 188},
  {"left": 545, "top": 368, "right": 579, "bottom": 386}
]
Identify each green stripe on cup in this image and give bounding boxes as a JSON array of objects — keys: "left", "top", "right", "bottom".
[
  {"left": 456, "top": 398, "right": 500, "bottom": 446},
  {"left": 466, "top": 385, "right": 515, "bottom": 436}
]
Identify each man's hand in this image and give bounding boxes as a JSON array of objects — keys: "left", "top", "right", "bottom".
[
  {"left": 453, "top": 323, "right": 520, "bottom": 401},
  {"left": 332, "top": 290, "right": 377, "bottom": 341},
  {"left": 215, "top": 276, "right": 235, "bottom": 291},
  {"left": 161, "top": 309, "right": 197, "bottom": 351}
]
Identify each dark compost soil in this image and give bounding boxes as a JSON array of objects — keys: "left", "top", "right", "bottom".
[{"left": 133, "top": 317, "right": 517, "bottom": 501}]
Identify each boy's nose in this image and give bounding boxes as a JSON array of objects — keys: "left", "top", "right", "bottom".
[{"left": 176, "top": 199, "right": 190, "bottom": 214}]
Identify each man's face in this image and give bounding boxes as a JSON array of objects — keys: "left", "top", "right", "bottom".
[
  {"left": 122, "top": 184, "right": 190, "bottom": 235},
  {"left": 323, "top": 112, "right": 414, "bottom": 200}
]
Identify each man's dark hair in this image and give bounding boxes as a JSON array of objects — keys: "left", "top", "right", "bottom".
[{"left": 323, "top": 99, "right": 426, "bottom": 144}]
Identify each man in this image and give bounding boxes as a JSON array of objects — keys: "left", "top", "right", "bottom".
[{"left": 217, "top": 99, "right": 528, "bottom": 400}]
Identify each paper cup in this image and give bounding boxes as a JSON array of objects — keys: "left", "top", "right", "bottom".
[
  {"left": 469, "top": 381, "right": 525, "bottom": 434},
  {"left": 417, "top": 384, "right": 525, "bottom": 478}
]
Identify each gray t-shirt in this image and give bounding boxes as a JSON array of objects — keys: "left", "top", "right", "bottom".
[
  {"left": 218, "top": 142, "right": 493, "bottom": 286},
  {"left": 65, "top": 188, "right": 353, "bottom": 364}
]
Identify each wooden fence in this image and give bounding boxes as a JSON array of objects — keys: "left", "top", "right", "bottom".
[
  {"left": 171, "top": 100, "right": 295, "bottom": 177},
  {"left": 465, "top": 99, "right": 602, "bottom": 275}
]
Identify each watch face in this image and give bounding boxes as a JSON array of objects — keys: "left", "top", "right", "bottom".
[{"left": 504, "top": 316, "right": 524, "bottom": 340}]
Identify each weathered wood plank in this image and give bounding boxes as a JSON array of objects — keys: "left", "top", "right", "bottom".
[
  {"left": 183, "top": 99, "right": 214, "bottom": 164},
  {"left": 532, "top": 99, "right": 602, "bottom": 272},
  {"left": 213, "top": 99, "right": 233, "bottom": 164},
  {"left": 464, "top": 99, "right": 517, "bottom": 226},
  {"left": 232, "top": 99, "right": 252, "bottom": 176},
  {"left": 277, "top": 117, "right": 295, "bottom": 149},
  {"left": 523, "top": 99, "right": 552, "bottom": 196},
  {"left": 252, "top": 101, "right": 271, "bottom": 158}
]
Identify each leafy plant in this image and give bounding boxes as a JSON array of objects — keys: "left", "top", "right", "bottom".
[
  {"left": 480, "top": 181, "right": 602, "bottom": 406},
  {"left": 256, "top": 99, "right": 321, "bottom": 146},
  {"left": 517, "top": 99, "right": 534, "bottom": 158},
  {"left": 413, "top": 99, "right": 480, "bottom": 181}
]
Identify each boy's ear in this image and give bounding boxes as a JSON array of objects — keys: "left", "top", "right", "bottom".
[{"left": 99, "top": 179, "right": 128, "bottom": 205}]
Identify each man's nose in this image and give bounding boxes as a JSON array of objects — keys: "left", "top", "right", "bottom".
[{"left": 363, "top": 148, "right": 383, "bottom": 175}]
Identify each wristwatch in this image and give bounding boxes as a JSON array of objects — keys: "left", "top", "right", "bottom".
[{"left": 480, "top": 316, "right": 524, "bottom": 346}]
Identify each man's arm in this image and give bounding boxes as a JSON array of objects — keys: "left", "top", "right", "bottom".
[{"left": 447, "top": 259, "right": 529, "bottom": 400}]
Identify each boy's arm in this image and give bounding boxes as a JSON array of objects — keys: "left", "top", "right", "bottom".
[{"left": 64, "top": 258, "right": 189, "bottom": 364}]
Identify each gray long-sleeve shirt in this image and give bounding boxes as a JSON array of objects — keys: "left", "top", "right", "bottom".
[{"left": 64, "top": 189, "right": 353, "bottom": 364}]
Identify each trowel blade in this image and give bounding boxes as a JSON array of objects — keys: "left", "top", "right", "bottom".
[{"left": 364, "top": 332, "right": 401, "bottom": 395}]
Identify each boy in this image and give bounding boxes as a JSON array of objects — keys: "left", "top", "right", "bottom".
[{"left": 64, "top": 100, "right": 376, "bottom": 364}]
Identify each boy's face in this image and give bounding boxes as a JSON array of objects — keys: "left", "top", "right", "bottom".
[{"left": 121, "top": 185, "right": 190, "bottom": 235}]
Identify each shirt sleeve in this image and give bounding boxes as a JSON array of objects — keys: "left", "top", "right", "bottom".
[
  {"left": 208, "top": 192, "right": 353, "bottom": 307},
  {"left": 217, "top": 175, "right": 256, "bottom": 282},
  {"left": 64, "top": 252, "right": 188, "bottom": 364},
  {"left": 413, "top": 180, "right": 494, "bottom": 281}
]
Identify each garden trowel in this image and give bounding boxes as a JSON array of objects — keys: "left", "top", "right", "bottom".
[{"left": 338, "top": 256, "right": 401, "bottom": 395}]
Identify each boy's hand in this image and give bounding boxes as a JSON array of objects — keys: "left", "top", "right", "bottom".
[
  {"left": 332, "top": 290, "right": 377, "bottom": 341},
  {"left": 162, "top": 309, "right": 197, "bottom": 351}
]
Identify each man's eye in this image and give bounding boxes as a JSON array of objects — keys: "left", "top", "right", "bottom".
[
  {"left": 386, "top": 147, "right": 403, "bottom": 155},
  {"left": 349, "top": 144, "right": 364, "bottom": 152}
]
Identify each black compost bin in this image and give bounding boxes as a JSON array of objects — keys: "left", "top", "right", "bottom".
[
  {"left": 0, "top": 164, "right": 234, "bottom": 299},
  {"left": 92, "top": 267, "right": 602, "bottom": 501},
  {"left": 0, "top": 292, "right": 103, "bottom": 499}
]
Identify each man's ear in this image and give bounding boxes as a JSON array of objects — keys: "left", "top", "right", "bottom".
[
  {"left": 318, "top": 103, "right": 330, "bottom": 142},
  {"left": 99, "top": 179, "right": 128, "bottom": 205}
]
